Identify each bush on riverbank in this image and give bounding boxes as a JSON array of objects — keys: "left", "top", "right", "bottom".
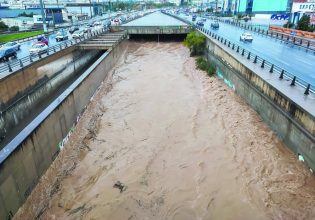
[
  {"left": 183, "top": 31, "right": 206, "bottom": 56},
  {"left": 196, "top": 57, "right": 216, "bottom": 77}
]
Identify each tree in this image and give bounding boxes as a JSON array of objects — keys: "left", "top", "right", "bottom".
[
  {"left": 0, "top": 21, "right": 8, "bottom": 31},
  {"left": 297, "top": 14, "right": 310, "bottom": 31},
  {"left": 183, "top": 31, "right": 206, "bottom": 56},
  {"left": 9, "top": 26, "right": 19, "bottom": 31}
]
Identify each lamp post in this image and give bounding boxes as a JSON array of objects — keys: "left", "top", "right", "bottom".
[{"left": 39, "top": 0, "right": 47, "bottom": 32}]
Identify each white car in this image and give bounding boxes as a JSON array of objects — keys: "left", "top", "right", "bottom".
[
  {"left": 29, "top": 43, "right": 48, "bottom": 55},
  {"left": 2, "top": 41, "right": 21, "bottom": 51},
  {"left": 240, "top": 33, "right": 253, "bottom": 42},
  {"left": 72, "top": 31, "right": 84, "bottom": 39}
]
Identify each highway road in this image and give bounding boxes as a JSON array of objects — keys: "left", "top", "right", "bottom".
[
  {"left": 179, "top": 13, "right": 315, "bottom": 88},
  {"left": 0, "top": 11, "right": 145, "bottom": 69}
]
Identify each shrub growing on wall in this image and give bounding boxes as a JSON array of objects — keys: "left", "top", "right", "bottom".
[
  {"left": 196, "top": 57, "right": 216, "bottom": 77},
  {"left": 183, "top": 31, "right": 206, "bottom": 56}
]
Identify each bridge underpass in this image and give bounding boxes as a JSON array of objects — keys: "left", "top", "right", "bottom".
[{"left": 1, "top": 11, "right": 315, "bottom": 220}]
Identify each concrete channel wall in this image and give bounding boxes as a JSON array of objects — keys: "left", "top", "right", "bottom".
[
  {"left": 0, "top": 46, "right": 78, "bottom": 107},
  {"left": 0, "top": 48, "right": 101, "bottom": 148},
  {"left": 0, "top": 40, "right": 127, "bottom": 219},
  {"left": 204, "top": 37, "right": 315, "bottom": 171}
]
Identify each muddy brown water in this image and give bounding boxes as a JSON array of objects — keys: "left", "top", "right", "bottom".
[{"left": 14, "top": 42, "right": 315, "bottom": 220}]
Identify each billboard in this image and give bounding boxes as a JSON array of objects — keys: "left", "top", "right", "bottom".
[{"left": 252, "top": 0, "right": 288, "bottom": 12}]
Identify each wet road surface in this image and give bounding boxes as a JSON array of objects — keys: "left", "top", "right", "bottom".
[
  {"left": 14, "top": 42, "right": 315, "bottom": 220},
  {"left": 179, "top": 14, "right": 315, "bottom": 86}
]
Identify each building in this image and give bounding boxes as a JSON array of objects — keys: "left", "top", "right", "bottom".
[
  {"left": 235, "top": 0, "right": 293, "bottom": 14},
  {"left": 291, "top": 0, "right": 315, "bottom": 24}
]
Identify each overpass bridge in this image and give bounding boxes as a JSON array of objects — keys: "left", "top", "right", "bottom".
[{"left": 0, "top": 10, "right": 315, "bottom": 220}]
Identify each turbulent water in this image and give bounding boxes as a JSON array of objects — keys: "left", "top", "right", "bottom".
[{"left": 14, "top": 42, "right": 315, "bottom": 220}]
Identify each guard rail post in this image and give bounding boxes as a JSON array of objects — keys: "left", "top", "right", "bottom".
[
  {"left": 305, "top": 84, "right": 310, "bottom": 95},
  {"left": 291, "top": 76, "right": 296, "bottom": 86},
  {"left": 7, "top": 63, "right": 12, "bottom": 72},
  {"left": 269, "top": 64, "right": 274, "bottom": 73},
  {"left": 19, "top": 59, "right": 23, "bottom": 68}
]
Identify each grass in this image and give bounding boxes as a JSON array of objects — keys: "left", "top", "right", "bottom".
[
  {"left": 0, "top": 30, "right": 44, "bottom": 44},
  {"left": 196, "top": 57, "right": 216, "bottom": 77}
]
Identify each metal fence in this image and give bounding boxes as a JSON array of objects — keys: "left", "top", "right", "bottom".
[
  {"left": 196, "top": 26, "right": 314, "bottom": 95},
  {"left": 0, "top": 28, "right": 108, "bottom": 77},
  {"left": 206, "top": 16, "right": 315, "bottom": 51}
]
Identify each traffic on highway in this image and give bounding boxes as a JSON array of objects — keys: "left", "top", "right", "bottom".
[
  {"left": 173, "top": 10, "right": 315, "bottom": 88},
  {"left": 0, "top": 10, "right": 153, "bottom": 70}
]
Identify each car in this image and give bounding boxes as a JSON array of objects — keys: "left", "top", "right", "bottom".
[
  {"left": 29, "top": 43, "right": 48, "bottom": 55},
  {"left": 83, "top": 27, "right": 91, "bottom": 33},
  {"left": 196, "top": 20, "right": 204, "bottom": 27},
  {"left": 69, "top": 26, "right": 79, "bottom": 34},
  {"left": 201, "top": 18, "right": 207, "bottom": 22},
  {"left": 35, "top": 36, "right": 49, "bottom": 45},
  {"left": 112, "top": 18, "right": 121, "bottom": 26},
  {"left": 103, "top": 20, "right": 111, "bottom": 28},
  {"left": 93, "top": 21, "right": 101, "bottom": 26},
  {"left": 72, "top": 30, "right": 84, "bottom": 39},
  {"left": 2, "top": 41, "right": 21, "bottom": 51},
  {"left": 192, "top": 15, "right": 197, "bottom": 21},
  {"left": 0, "top": 47, "right": 17, "bottom": 61},
  {"left": 55, "top": 30, "right": 68, "bottom": 42},
  {"left": 240, "top": 33, "right": 253, "bottom": 42},
  {"left": 211, "top": 22, "right": 219, "bottom": 29}
]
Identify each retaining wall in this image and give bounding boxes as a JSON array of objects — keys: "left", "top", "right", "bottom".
[
  {"left": 0, "top": 49, "right": 101, "bottom": 148},
  {"left": 205, "top": 37, "right": 315, "bottom": 171},
  {"left": 0, "top": 40, "right": 127, "bottom": 219}
]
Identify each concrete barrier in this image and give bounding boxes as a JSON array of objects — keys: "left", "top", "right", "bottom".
[
  {"left": 204, "top": 37, "right": 315, "bottom": 171},
  {"left": 0, "top": 39, "right": 127, "bottom": 219},
  {"left": 0, "top": 48, "right": 101, "bottom": 149}
]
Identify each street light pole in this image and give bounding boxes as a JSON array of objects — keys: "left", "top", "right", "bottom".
[{"left": 39, "top": 0, "right": 47, "bottom": 32}]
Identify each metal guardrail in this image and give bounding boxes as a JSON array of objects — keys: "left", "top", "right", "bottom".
[
  {"left": 207, "top": 16, "right": 315, "bottom": 51},
  {"left": 0, "top": 28, "right": 108, "bottom": 78},
  {"left": 196, "top": 26, "right": 314, "bottom": 95},
  {"left": 118, "top": 25, "right": 192, "bottom": 34},
  {"left": 166, "top": 12, "right": 314, "bottom": 95}
]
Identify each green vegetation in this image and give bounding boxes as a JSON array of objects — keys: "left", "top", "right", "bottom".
[
  {"left": 9, "top": 26, "right": 19, "bottom": 32},
  {"left": 0, "top": 30, "right": 43, "bottom": 43},
  {"left": 283, "top": 21, "right": 294, "bottom": 28},
  {"left": 196, "top": 57, "right": 216, "bottom": 77},
  {"left": 0, "top": 21, "right": 8, "bottom": 31},
  {"left": 183, "top": 31, "right": 206, "bottom": 56},
  {"left": 18, "top": 12, "right": 36, "bottom": 17},
  {"left": 296, "top": 14, "right": 315, "bottom": 32},
  {"left": 297, "top": 15, "right": 310, "bottom": 31}
]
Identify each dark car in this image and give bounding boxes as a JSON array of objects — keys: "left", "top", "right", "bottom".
[
  {"left": 192, "top": 15, "right": 197, "bottom": 21},
  {"left": 0, "top": 47, "right": 17, "bottom": 62},
  {"left": 196, "top": 20, "right": 204, "bottom": 27},
  {"left": 211, "top": 22, "right": 219, "bottom": 29},
  {"left": 69, "top": 26, "right": 79, "bottom": 34},
  {"left": 36, "top": 36, "right": 49, "bottom": 45}
]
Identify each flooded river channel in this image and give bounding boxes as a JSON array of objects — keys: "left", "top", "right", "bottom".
[{"left": 15, "top": 42, "right": 315, "bottom": 220}]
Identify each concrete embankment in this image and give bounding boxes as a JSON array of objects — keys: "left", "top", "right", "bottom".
[
  {"left": 0, "top": 39, "right": 127, "bottom": 219},
  {"left": 203, "top": 35, "right": 315, "bottom": 172},
  {"left": 13, "top": 42, "right": 315, "bottom": 220},
  {"left": 0, "top": 48, "right": 102, "bottom": 149}
]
